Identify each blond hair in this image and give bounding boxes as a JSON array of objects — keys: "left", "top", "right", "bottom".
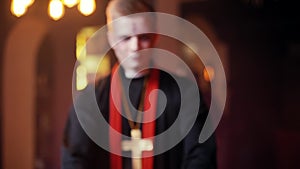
[{"left": 106, "top": 0, "right": 155, "bottom": 23}]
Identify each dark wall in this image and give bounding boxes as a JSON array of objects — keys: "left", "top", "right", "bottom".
[
  {"left": 182, "top": 0, "right": 300, "bottom": 169},
  {"left": 0, "top": 0, "right": 12, "bottom": 167}
]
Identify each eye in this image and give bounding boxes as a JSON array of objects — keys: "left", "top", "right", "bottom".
[
  {"left": 122, "top": 36, "right": 131, "bottom": 41},
  {"left": 138, "top": 34, "right": 153, "bottom": 41}
]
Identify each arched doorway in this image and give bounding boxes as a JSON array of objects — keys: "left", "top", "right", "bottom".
[{"left": 3, "top": 17, "right": 48, "bottom": 169}]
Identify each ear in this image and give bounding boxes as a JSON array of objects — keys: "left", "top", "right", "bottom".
[{"left": 107, "top": 31, "right": 116, "bottom": 50}]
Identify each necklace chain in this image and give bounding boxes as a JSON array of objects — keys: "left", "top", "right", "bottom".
[{"left": 119, "top": 71, "right": 149, "bottom": 130}]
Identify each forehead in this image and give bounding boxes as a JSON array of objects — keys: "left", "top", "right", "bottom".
[{"left": 109, "top": 15, "right": 155, "bottom": 37}]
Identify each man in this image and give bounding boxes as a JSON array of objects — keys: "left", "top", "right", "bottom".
[{"left": 62, "top": 0, "right": 216, "bottom": 169}]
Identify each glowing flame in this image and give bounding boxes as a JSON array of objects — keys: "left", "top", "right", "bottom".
[
  {"left": 10, "top": 0, "right": 97, "bottom": 19},
  {"left": 62, "top": 0, "right": 79, "bottom": 8},
  {"left": 48, "top": 0, "right": 65, "bottom": 21},
  {"left": 78, "top": 0, "right": 96, "bottom": 16},
  {"left": 10, "top": 0, "right": 34, "bottom": 17}
]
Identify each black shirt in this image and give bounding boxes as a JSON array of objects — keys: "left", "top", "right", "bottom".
[{"left": 62, "top": 69, "right": 217, "bottom": 169}]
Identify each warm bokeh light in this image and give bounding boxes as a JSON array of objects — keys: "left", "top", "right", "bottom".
[
  {"left": 23, "top": 0, "right": 35, "bottom": 7},
  {"left": 10, "top": 0, "right": 28, "bottom": 17},
  {"left": 76, "top": 65, "right": 88, "bottom": 90},
  {"left": 48, "top": 0, "right": 65, "bottom": 21},
  {"left": 62, "top": 0, "right": 79, "bottom": 8},
  {"left": 10, "top": 0, "right": 35, "bottom": 17},
  {"left": 10, "top": 0, "right": 97, "bottom": 19},
  {"left": 203, "top": 66, "right": 215, "bottom": 82},
  {"left": 78, "top": 0, "right": 96, "bottom": 16},
  {"left": 76, "top": 27, "right": 112, "bottom": 90}
]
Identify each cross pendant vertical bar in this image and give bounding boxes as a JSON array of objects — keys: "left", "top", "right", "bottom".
[{"left": 122, "top": 129, "right": 153, "bottom": 169}]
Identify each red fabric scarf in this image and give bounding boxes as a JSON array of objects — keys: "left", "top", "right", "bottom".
[{"left": 109, "top": 65, "right": 159, "bottom": 169}]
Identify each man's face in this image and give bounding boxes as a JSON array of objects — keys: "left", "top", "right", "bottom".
[{"left": 107, "top": 15, "right": 157, "bottom": 77}]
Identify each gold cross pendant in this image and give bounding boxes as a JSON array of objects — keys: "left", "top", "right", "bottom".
[{"left": 122, "top": 129, "right": 153, "bottom": 169}]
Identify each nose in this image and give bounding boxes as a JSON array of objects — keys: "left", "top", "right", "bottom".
[{"left": 129, "top": 36, "right": 140, "bottom": 51}]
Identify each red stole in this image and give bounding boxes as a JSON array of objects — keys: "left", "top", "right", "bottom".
[{"left": 109, "top": 65, "right": 159, "bottom": 169}]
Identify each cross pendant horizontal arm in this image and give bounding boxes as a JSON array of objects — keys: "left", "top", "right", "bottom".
[{"left": 122, "top": 129, "right": 153, "bottom": 169}]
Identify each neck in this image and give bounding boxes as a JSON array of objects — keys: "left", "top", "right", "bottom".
[{"left": 124, "top": 69, "right": 150, "bottom": 79}]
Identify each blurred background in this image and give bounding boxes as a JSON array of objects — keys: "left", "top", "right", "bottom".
[{"left": 0, "top": 0, "right": 299, "bottom": 169}]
